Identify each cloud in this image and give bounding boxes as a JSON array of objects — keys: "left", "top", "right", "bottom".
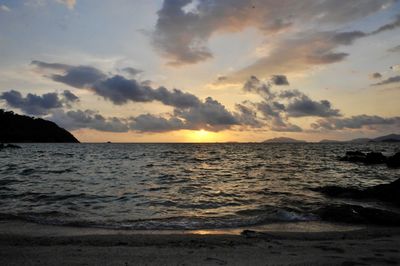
[
  {"left": 130, "top": 96, "right": 262, "bottom": 132},
  {"left": 390, "top": 64, "right": 400, "bottom": 72},
  {"left": 52, "top": 66, "right": 108, "bottom": 89},
  {"left": 312, "top": 115, "right": 400, "bottom": 130},
  {"left": 370, "top": 14, "right": 400, "bottom": 35},
  {"left": 121, "top": 67, "right": 143, "bottom": 77},
  {"left": 232, "top": 31, "right": 356, "bottom": 82},
  {"left": 286, "top": 95, "right": 341, "bottom": 118},
  {"left": 234, "top": 103, "right": 264, "bottom": 128},
  {"left": 31, "top": 60, "right": 70, "bottom": 71},
  {"left": 388, "top": 45, "right": 400, "bottom": 53},
  {"left": 92, "top": 76, "right": 202, "bottom": 107},
  {"left": 270, "top": 75, "right": 289, "bottom": 86},
  {"left": 0, "top": 90, "right": 78, "bottom": 115},
  {"left": 243, "top": 77, "right": 340, "bottom": 118},
  {"left": 243, "top": 76, "right": 275, "bottom": 100},
  {"left": 174, "top": 97, "right": 239, "bottom": 131},
  {"left": 255, "top": 101, "right": 302, "bottom": 132},
  {"left": 373, "top": 75, "right": 400, "bottom": 86},
  {"left": 49, "top": 109, "right": 129, "bottom": 132},
  {"left": 269, "top": 117, "right": 303, "bottom": 132},
  {"left": 130, "top": 114, "right": 186, "bottom": 132},
  {"left": 0, "top": 4, "right": 11, "bottom": 12},
  {"left": 62, "top": 90, "right": 79, "bottom": 103},
  {"left": 152, "top": 0, "right": 394, "bottom": 66},
  {"left": 129, "top": 97, "right": 243, "bottom": 132},
  {"left": 332, "top": 31, "right": 367, "bottom": 45},
  {"left": 237, "top": 76, "right": 343, "bottom": 132},
  {"left": 56, "top": 0, "right": 76, "bottom": 9},
  {"left": 370, "top": 72, "right": 382, "bottom": 79},
  {"left": 47, "top": 95, "right": 244, "bottom": 133},
  {"left": 33, "top": 60, "right": 202, "bottom": 108}
]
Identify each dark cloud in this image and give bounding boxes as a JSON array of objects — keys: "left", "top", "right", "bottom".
[
  {"left": 286, "top": 95, "right": 341, "bottom": 118},
  {"left": 130, "top": 97, "right": 241, "bottom": 132},
  {"left": 33, "top": 61, "right": 202, "bottom": 109},
  {"left": 32, "top": 60, "right": 107, "bottom": 89},
  {"left": 91, "top": 75, "right": 155, "bottom": 104},
  {"left": 269, "top": 117, "right": 303, "bottom": 132},
  {"left": 52, "top": 66, "right": 107, "bottom": 89},
  {"left": 152, "top": 0, "right": 393, "bottom": 66},
  {"left": 242, "top": 77, "right": 340, "bottom": 118},
  {"left": 243, "top": 76, "right": 275, "bottom": 100},
  {"left": 173, "top": 97, "right": 239, "bottom": 131},
  {"left": 234, "top": 103, "right": 264, "bottom": 128},
  {"left": 306, "top": 52, "right": 349, "bottom": 65},
  {"left": 373, "top": 75, "right": 400, "bottom": 86},
  {"left": 92, "top": 76, "right": 202, "bottom": 107},
  {"left": 121, "top": 67, "right": 143, "bottom": 77},
  {"left": 49, "top": 109, "right": 129, "bottom": 132},
  {"left": 279, "top": 89, "right": 303, "bottom": 99},
  {"left": 254, "top": 101, "right": 302, "bottom": 132},
  {"left": 256, "top": 101, "right": 281, "bottom": 118},
  {"left": 271, "top": 75, "right": 289, "bottom": 86},
  {"left": 371, "top": 14, "right": 400, "bottom": 35},
  {"left": 370, "top": 72, "right": 382, "bottom": 79},
  {"left": 0, "top": 90, "right": 78, "bottom": 115},
  {"left": 130, "top": 114, "right": 186, "bottom": 132},
  {"left": 62, "top": 90, "right": 79, "bottom": 103},
  {"left": 332, "top": 31, "right": 367, "bottom": 45},
  {"left": 237, "top": 76, "right": 343, "bottom": 132},
  {"left": 31, "top": 60, "right": 70, "bottom": 71},
  {"left": 311, "top": 115, "right": 400, "bottom": 130}
]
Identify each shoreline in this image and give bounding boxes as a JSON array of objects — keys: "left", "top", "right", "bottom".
[
  {"left": 1, "top": 220, "right": 400, "bottom": 265},
  {"left": 0, "top": 219, "right": 364, "bottom": 236}
]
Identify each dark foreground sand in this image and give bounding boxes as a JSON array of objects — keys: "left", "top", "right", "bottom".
[{"left": 1, "top": 221, "right": 399, "bottom": 266}]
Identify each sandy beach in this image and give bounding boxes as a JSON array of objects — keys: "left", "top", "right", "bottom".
[{"left": 1, "top": 220, "right": 399, "bottom": 266}]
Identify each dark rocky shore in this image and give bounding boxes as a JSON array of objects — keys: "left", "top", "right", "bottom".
[
  {"left": 339, "top": 150, "right": 400, "bottom": 168},
  {"left": 314, "top": 178, "right": 400, "bottom": 226},
  {"left": 313, "top": 150, "right": 400, "bottom": 226}
]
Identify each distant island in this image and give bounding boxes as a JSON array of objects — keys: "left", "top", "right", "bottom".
[
  {"left": 263, "top": 134, "right": 400, "bottom": 144},
  {"left": 263, "top": 137, "right": 307, "bottom": 143},
  {"left": 318, "top": 134, "right": 400, "bottom": 143},
  {"left": 0, "top": 109, "right": 79, "bottom": 143}
]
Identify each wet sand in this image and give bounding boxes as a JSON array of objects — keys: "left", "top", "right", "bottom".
[{"left": 1, "top": 221, "right": 399, "bottom": 265}]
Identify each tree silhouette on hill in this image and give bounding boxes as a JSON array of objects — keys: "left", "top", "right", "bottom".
[{"left": 0, "top": 109, "right": 79, "bottom": 143}]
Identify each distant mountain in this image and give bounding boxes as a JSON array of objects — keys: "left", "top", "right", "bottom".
[
  {"left": 318, "top": 134, "right": 400, "bottom": 143},
  {"left": 371, "top": 134, "right": 400, "bottom": 142},
  {"left": 319, "top": 139, "right": 342, "bottom": 143},
  {"left": 349, "top": 138, "right": 371, "bottom": 143},
  {"left": 0, "top": 109, "right": 79, "bottom": 143},
  {"left": 263, "top": 137, "right": 307, "bottom": 143}
]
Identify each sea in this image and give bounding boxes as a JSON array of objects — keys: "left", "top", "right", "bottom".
[{"left": 1, "top": 143, "right": 399, "bottom": 230}]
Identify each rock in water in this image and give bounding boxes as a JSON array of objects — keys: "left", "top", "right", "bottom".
[
  {"left": 339, "top": 151, "right": 387, "bottom": 164},
  {"left": 364, "top": 152, "right": 387, "bottom": 164},
  {"left": 387, "top": 152, "right": 400, "bottom": 168},
  {"left": 313, "top": 178, "right": 400, "bottom": 206},
  {"left": 317, "top": 204, "right": 400, "bottom": 226},
  {"left": 0, "top": 143, "right": 22, "bottom": 150}
]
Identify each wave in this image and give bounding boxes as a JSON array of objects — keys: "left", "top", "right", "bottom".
[{"left": 0, "top": 208, "right": 316, "bottom": 230}]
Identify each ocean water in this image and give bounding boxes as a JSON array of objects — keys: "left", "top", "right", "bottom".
[{"left": 0, "top": 143, "right": 399, "bottom": 230}]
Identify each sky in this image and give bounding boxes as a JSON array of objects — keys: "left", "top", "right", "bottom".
[{"left": 0, "top": 0, "right": 400, "bottom": 142}]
